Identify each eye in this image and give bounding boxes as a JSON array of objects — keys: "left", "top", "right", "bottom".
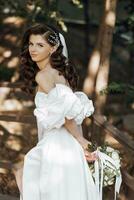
[{"left": 38, "top": 44, "right": 44, "bottom": 47}]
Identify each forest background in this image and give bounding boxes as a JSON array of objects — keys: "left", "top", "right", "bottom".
[{"left": 0, "top": 0, "right": 134, "bottom": 199}]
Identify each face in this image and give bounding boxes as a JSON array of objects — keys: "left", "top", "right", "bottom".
[{"left": 28, "top": 34, "right": 54, "bottom": 62}]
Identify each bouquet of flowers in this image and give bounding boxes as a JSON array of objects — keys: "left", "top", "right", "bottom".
[
  {"left": 87, "top": 142, "right": 122, "bottom": 200},
  {"left": 87, "top": 142, "right": 121, "bottom": 187}
]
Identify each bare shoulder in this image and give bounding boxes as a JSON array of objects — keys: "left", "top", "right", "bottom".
[
  {"left": 54, "top": 69, "right": 69, "bottom": 86},
  {"left": 35, "top": 67, "right": 69, "bottom": 93},
  {"left": 35, "top": 68, "right": 55, "bottom": 93},
  {"left": 35, "top": 70, "right": 48, "bottom": 85}
]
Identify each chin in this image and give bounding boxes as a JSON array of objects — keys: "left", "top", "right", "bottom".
[{"left": 31, "top": 57, "right": 40, "bottom": 62}]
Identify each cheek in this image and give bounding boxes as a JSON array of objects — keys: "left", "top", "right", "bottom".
[
  {"left": 38, "top": 47, "right": 50, "bottom": 57},
  {"left": 28, "top": 46, "right": 32, "bottom": 53}
]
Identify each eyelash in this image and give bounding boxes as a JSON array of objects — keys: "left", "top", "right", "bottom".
[
  {"left": 29, "top": 43, "right": 44, "bottom": 47},
  {"left": 38, "top": 44, "right": 44, "bottom": 47}
]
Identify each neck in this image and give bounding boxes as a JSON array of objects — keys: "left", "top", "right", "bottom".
[{"left": 36, "top": 57, "right": 50, "bottom": 70}]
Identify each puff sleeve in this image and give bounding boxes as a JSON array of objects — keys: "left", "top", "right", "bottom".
[{"left": 33, "top": 84, "right": 94, "bottom": 131}]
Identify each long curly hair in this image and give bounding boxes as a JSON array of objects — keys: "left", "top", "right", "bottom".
[{"left": 19, "top": 23, "right": 79, "bottom": 97}]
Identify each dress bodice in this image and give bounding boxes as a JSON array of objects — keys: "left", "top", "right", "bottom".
[{"left": 33, "top": 83, "right": 94, "bottom": 131}]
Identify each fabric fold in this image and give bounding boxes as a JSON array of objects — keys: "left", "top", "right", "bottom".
[{"left": 34, "top": 83, "right": 94, "bottom": 131}]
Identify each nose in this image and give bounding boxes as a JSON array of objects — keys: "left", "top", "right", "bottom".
[{"left": 29, "top": 45, "right": 37, "bottom": 53}]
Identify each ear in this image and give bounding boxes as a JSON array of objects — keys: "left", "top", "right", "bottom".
[{"left": 50, "top": 45, "right": 58, "bottom": 54}]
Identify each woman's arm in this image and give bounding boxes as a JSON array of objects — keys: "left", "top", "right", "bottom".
[
  {"left": 77, "top": 124, "right": 83, "bottom": 137},
  {"left": 64, "top": 118, "right": 97, "bottom": 162},
  {"left": 64, "top": 118, "right": 89, "bottom": 149}
]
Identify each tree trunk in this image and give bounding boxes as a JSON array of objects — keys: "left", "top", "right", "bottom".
[
  {"left": 83, "top": 1, "right": 105, "bottom": 96},
  {"left": 95, "top": 0, "right": 118, "bottom": 114},
  {"left": 83, "top": 0, "right": 118, "bottom": 114}
]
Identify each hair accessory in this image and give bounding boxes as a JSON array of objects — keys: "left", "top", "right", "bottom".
[
  {"left": 47, "top": 31, "right": 60, "bottom": 46},
  {"left": 46, "top": 26, "right": 68, "bottom": 58},
  {"left": 59, "top": 33, "right": 68, "bottom": 58}
]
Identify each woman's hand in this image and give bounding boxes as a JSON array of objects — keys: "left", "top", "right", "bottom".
[
  {"left": 77, "top": 136, "right": 91, "bottom": 150},
  {"left": 84, "top": 149, "right": 98, "bottom": 162},
  {"left": 77, "top": 136, "right": 98, "bottom": 162},
  {"left": 63, "top": 118, "right": 98, "bottom": 162}
]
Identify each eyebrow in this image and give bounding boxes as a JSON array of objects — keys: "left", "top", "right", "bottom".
[{"left": 29, "top": 41, "right": 46, "bottom": 45}]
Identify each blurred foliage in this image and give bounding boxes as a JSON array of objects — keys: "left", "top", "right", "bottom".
[
  {"left": 0, "top": 0, "right": 84, "bottom": 31},
  {"left": 0, "top": 0, "right": 63, "bottom": 29},
  {"left": 116, "top": 0, "right": 134, "bottom": 48},
  {"left": 71, "top": 0, "right": 83, "bottom": 8},
  {"left": 100, "top": 82, "right": 134, "bottom": 104},
  {"left": 0, "top": 66, "right": 15, "bottom": 81},
  {"left": 106, "top": 0, "right": 134, "bottom": 105},
  {"left": 124, "top": 0, "right": 134, "bottom": 33}
]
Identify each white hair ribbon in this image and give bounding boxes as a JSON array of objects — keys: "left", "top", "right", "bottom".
[{"left": 59, "top": 33, "right": 68, "bottom": 58}]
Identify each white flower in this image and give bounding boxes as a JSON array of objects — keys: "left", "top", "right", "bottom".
[
  {"left": 108, "top": 180, "right": 114, "bottom": 185},
  {"left": 105, "top": 176, "right": 109, "bottom": 181},
  {"left": 106, "top": 146, "right": 113, "bottom": 153},
  {"left": 111, "top": 152, "right": 119, "bottom": 160}
]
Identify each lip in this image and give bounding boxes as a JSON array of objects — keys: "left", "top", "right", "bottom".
[{"left": 31, "top": 54, "right": 38, "bottom": 56}]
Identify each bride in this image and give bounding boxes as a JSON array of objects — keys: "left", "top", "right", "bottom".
[{"left": 13, "top": 23, "right": 98, "bottom": 200}]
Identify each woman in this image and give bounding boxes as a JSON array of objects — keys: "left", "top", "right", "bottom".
[{"left": 15, "top": 23, "right": 98, "bottom": 200}]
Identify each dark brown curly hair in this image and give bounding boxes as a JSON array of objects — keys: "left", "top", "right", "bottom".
[{"left": 19, "top": 23, "right": 79, "bottom": 97}]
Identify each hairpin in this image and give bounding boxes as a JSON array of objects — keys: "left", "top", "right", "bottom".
[{"left": 48, "top": 32, "right": 60, "bottom": 46}]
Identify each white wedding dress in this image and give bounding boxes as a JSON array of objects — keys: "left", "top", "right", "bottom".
[{"left": 20, "top": 83, "right": 98, "bottom": 200}]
